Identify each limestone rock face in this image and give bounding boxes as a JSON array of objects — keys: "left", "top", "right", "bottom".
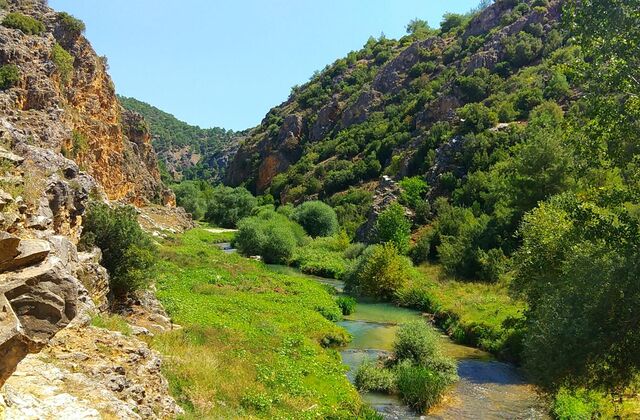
[
  {"left": 0, "top": 0, "right": 169, "bottom": 207},
  {"left": 0, "top": 325, "right": 183, "bottom": 419},
  {"left": 0, "top": 234, "right": 80, "bottom": 387}
]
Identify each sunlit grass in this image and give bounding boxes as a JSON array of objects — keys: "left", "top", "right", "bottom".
[{"left": 152, "top": 228, "right": 370, "bottom": 418}]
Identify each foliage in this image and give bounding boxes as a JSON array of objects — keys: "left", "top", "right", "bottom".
[
  {"left": 344, "top": 243, "right": 416, "bottom": 300},
  {"left": 119, "top": 96, "right": 239, "bottom": 181},
  {"left": 354, "top": 359, "right": 396, "bottom": 393},
  {"left": 513, "top": 193, "right": 640, "bottom": 394},
  {"left": 234, "top": 210, "right": 305, "bottom": 264},
  {"left": 205, "top": 185, "right": 257, "bottom": 228},
  {"left": 51, "top": 43, "right": 74, "bottom": 84},
  {"left": 0, "top": 0, "right": 7, "bottom": 9},
  {"left": 373, "top": 202, "right": 411, "bottom": 253},
  {"left": 335, "top": 296, "right": 357, "bottom": 316},
  {"left": 290, "top": 235, "right": 349, "bottom": 278},
  {"left": 153, "top": 228, "right": 371, "bottom": 418},
  {"left": 0, "top": 64, "right": 20, "bottom": 90},
  {"left": 395, "top": 361, "right": 450, "bottom": 413},
  {"left": 2, "top": 13, "right": 45, "bottom": 35},
  {"left": 291, "top": 200, "right": 339, "bottom": 237},
  {"left": 80, "top": 203, "right": 156, "bottom": 296},
  {"left": 56, "top": 11, "right": 85, "bottom": 34},
  {"left": 172, "top": 181, "right": 207, "bottom": 220}
]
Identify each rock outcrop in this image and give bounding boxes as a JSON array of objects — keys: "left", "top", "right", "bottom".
[{"left": 0, "top": 2, "right": 184, "bottom": 415}]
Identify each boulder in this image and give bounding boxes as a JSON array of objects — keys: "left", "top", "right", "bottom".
[
  {"left": 0, "top": 189, "right": 13, "bottom": 211},
  {"left": 0, "top": 239, "right": 50, "bottom": 273},
  {"left": 0, "top": 256, "right": 79, "bottom": 386},
  {"left": 0, "top": 232, "right": 20, "bottom": 265}
]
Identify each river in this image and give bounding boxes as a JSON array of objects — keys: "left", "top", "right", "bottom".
[{"left": 268, "top": 266, "right": 549, "bottom": 420}]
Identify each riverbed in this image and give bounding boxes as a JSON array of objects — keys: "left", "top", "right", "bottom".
[{"left": 269, "top": 265, "right": 548, "bottom": 419}]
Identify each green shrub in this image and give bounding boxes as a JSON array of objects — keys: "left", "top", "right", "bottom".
[
  {"left": 374, "top": 202, "right": 411, "bottom": 253},
  {"left": 552, "top": 388, "right": 604, "bottom": 420},
  {"left": 2, "top": 13, "right": 45, "bottom": 35},
  {"left": 172, "top": 181, "right": 207, "bottom": 220},
  {"left": 343, "top": 242, "right": 366, "bottom": 259},
  {"left": 395, "top": 361, "right": 449, "bottom": 413},
  {"left": 51, "top": 43, "right": 74, "bottom": 83},
  {"left": 335, "top": 296, "right": 356, "bottom": 315},
  {"left": 0, "top": 64, "right": 20, "bottom": 90},
  {"left": 440, "top": 13, "right": 466, "bottom": 33},
  {"left": 205, "top": 186, "right": 257, "bottom": 228},
  {"left": 393, "top": 321, "right": 439, "bottom": 366},
  {"left": 344, "top": 243, "right": 416, "bottom": 300},
  {"left": 458, "top": 103, "right": 498, "bottom": 134},
  {"left": 355, "top": 359, "right": 396, "bottom": 393},
  {"left": 0, "top": 0, "right": 8, "bottom": 9},
  {"left": 80, "top": 203, "right": 156, "bottom": 297},
  {"left": 291, "top": 200, "right": 339, "bottom": 237},
  {"left": 291, "top": 236, "right": 349, "bottom": 278},
  {"left": 234, "top": 210, "right": 304, "bottom": 264},
  {"left": 57, "top": 11, "right": 85, "bottom": 34}
]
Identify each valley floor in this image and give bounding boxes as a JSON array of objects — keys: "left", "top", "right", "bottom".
[{"left": 151, "top": 228, "right": 373, "bottom": 418}]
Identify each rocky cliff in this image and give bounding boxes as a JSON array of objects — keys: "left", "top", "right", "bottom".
[
  {"left": 225, "top": 0, "right": 563, "bottom": 203},
  {"left": 0, "top": 0, "right": 184, "bottom": 416}
]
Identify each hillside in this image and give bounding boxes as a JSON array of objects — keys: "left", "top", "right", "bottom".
[
  {"left": 225, "top": 0, "right": 568, "bottom": 233},
  {"left": 119, "top": 96, "right": 244, "bottom": 182}
]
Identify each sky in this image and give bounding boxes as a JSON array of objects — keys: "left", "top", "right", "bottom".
[{"left": 49, "top": 1, "right": 480, "bottom": 131}]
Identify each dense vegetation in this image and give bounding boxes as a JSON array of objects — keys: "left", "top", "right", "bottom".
[
  {"left": 80, "top": 203, "right": 157, "bottom": 297},
  {"left": 2, "top": 12, "right": 45, "bottom": 35},
  {"left": 118, "top": 96, "right": 241, "bottom": 181},
  {"left": 0, "top": 64, "right": 20, "bottom": 90},
  {"left": 152, "top": 228, "right": 379, "bottom": 418},
  {"left": 137, "top": 0, "right": 638, "bottom": 416},
  {"left": 355, "top": 321, "right": 458, "bottom": 413}
]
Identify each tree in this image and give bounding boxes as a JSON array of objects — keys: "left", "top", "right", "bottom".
[
  {"left": 291, "top": 200, "right": 339, "bottom": 237},
  {"left": 172, "top": 181, "right": 206, "bottom": 220},
  {"left": 205, "top": 186, "right": 257, "bottom": 228},
  {"left": 406, "top": 19, "right": 432, "bottom": 38},
  {"left": 80, "top": 203, "right": 156, "bottom": 297},
  {"left": 440, "top": 13, "right": 465, "bottom": 33},
  {"left": 344, "top": 243, "right": 415, "bottom": 300},
  {"left": 374, "top": 202, "right": 411, "bottom": 253},
  {"left": 513, "top": 192, "right": 640, "bottom": 395}
]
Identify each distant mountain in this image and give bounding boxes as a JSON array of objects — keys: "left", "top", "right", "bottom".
[{"left": 119, "top": 96, "right": 245, "bottom": 182}]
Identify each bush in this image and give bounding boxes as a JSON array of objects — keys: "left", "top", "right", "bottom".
[
  {"left": 343, "top": 242, "right": 366, "bottom": 259},
  {"left": 393, "top": 321, "right": 439, "bottom": 366},
  {"left": 335, "top": 296, "right": 357, "bottom": 315},
  {"left": 440, "top": 13, "right": 466, "bottom": 33},
  {"left": 355, "top": 359, "right": 396, "bottom": 393},
  {"left": 80, "top": 203, "right": 156, "bottom": 297},
  {"left": 0, "top": 0, "right": 7, "bottom": 9},
  {"left": 234, "top": 210, "right": 305, "bottom": 264},
  {"left": 291, "top": 200, "right": 339, "bottom": 237},
  {"left": 0, "top": 64, "right": 20, "bottom": 90},
  {"left": 458, "top": 103, "right": 498, "bottom": 134},
  {"left": 2, "top": 13, "right": 45, "bottom": 35},
  {"left": 552, "top": 388, "right": 604, "bottom": 420},
  {"left": 395, "top": 361, "right": 449, "bottom": 413},
  {"left": 205, "top": 186, "right": 257, "bottom": 228},
  {"left": 291, "top": 236, "right": 349, "bottom": 278},
  {"left": 344, "top": 243, "right": 415, "bottom": 300},
  {"left": 57, "top": 12, "right": 85, "bottom": 34},
  {"left": 172, "top": 181, "right": 207, "bottom": 220},
  {"left": 51, "top": 43, "right": 74, "bottom": 83},
  {"left": 374, "top": 202, "right": 411, "bottom": 253}
]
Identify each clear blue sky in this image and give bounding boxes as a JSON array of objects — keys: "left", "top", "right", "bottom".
[{"left": 50, "top": 1, "right": 479, "bottom": 131}]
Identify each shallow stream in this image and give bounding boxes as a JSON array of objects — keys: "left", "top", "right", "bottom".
[{"left": 269, "top": 266, "right": 548, "bottom": 419}]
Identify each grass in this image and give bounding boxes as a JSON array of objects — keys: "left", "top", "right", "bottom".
[
  {"left": 91, "top": 314, "right": 132, "bottom": 336},
  {"left": 290, "top": 236, "right": 350, "bottom": 278},
  {"left": 152, "top": 228, "right": 375, "bottom": 419},
  {"left": 396, "top": 264, "right": 526, "bottom": 361}
]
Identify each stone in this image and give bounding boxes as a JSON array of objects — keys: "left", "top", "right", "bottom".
[
  {"left": 0, "top": 239, "right": 50, "bottom": 273},
  {"left": 0, "top": 190, "right": 13, "bottom": 211},
  {"left": 0, "top": 232, "right": 20, "bottom": 265}
]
